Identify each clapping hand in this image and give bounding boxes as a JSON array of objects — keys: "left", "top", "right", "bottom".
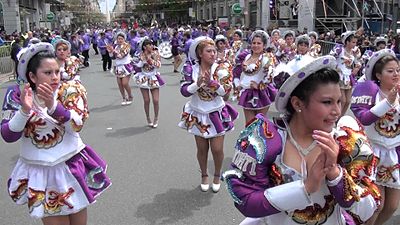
[
  {"left": 304, "top": 152, "right": 328, "bottom": 194},
  {"left": 387, "top": 83, "right": 400, "bottom": 105},
  {"left": 312, "top": 130, "right": 340, "bottom": 181},
  {"left": 197, "top": 70, "right": 210, "bottom": 87},
  {"left": 20, "top": 84, "right": 33, "bottom": 115},
  {"left": 36, "top": 83, "right": 55, "bottom": 110}
]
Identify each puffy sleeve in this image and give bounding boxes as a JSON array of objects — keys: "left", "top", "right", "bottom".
[
  {"left": 55, "top": 80, "right": 89, "bottom": 132},
  {"left": 330, "top": 44, "right": 343, "bottom": 59},
  {"left": 180, "top": 64, "right": 199, "bottom": 97},
  {"left": 222, "top": 114, "right": 293, "bottom": 218},
  {"left": 212, "top": 63, "right": 233, "bottom": 96},
  {"left": 1, "top": 84, "right": 25, "bottom": 142},
  {"left": 351, "top": 81, "right": 389, "bottom": 126},
  {"left": 233, "top": 49, "right": 250, "bottom": 87},
  {"left": 329, "top": 115, "right": 380, "bottom": 224}
]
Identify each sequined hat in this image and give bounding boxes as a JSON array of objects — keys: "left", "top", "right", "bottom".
[
  {"left": 17, "top": 42, "right": 55, "bottom": 82},
  {"left": 374, "top": 36, "right": 388, "bottom": 46},
  {"left": 271, "top": 29, "right": 281, "bottom": 36},
  {"left": 365, "top": 49, "right": 396, "bottom": 81},
  {"left": 308, "top": 31, "right": 318, "bottom": 40},
  {"left": 295, "top": 34, "right": 310, "bottom": 46},
  {"left": 189, "top": 36, "right": 214, "bottom": 62},
  {"left": 275, "top": 55, "right": 337, "bottom": 114},
  {"left": 341, "top": 31, "right": 356, "bottom": 44},
  {"left": 138, "top": 36, "right": 150, "bottom": 52}
]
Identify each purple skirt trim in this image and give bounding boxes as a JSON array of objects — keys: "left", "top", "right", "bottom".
[
  {"left": 124, "top": 63, "right": 134, "bottom": 73},
  {"left": 238, "top": 84, "right": 277, "bottom": 109},
  {"left": 209, "top": 103, "right": 239, "bottom": 133},
  {"left": 65, "top": 145, "right": 111, "bottom": 203},
  {"left": 155, "top": 73, "right": 165, "bottom": 86}
]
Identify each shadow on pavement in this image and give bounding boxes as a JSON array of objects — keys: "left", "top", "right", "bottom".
[
  {"left": 135, "top": 187, "right": 213, "bottom": 225},
  {"left": 90, "top": 104, "right": 123, "bottom": 113},
  {"left": 386, "top": 215, "right": 400, "bottom": 225},
  {"left": 105, "top": 126, "right": 150, "bottom": 138}
]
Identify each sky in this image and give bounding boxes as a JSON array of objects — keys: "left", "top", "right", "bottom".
[{"left": 99, "top": 0, "right": 116, "bottom": 14}]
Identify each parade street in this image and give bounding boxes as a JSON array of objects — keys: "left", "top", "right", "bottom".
[{"left": 1, "top": 53, "right": 400, "bottom": 225}]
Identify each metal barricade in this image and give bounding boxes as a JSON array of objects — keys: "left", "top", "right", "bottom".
[
  {"left": 0, "top": 45, "right": 15, "bottom": 80},
  {"left": 319, "top": 40, "right": 337, "bottom": 56}
]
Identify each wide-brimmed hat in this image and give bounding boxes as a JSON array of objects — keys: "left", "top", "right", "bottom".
[
  {"left": 233, "top": 29, "right": 243, "bottom": 38},
  {"left": 282, "top": 30, "right": 295, "bottom": 39},
  {"left": 189, "top": 36, "right": 214, "bottom": 62},
  {"left": 52, "top": 37, "right": 71, "bottom": 51},
  {"left": 275, "top": 55, "right": 337, "bottom": 114},
  {"left": 249, "top": 30, "right": 269, "bottom": 45},
  {"left": 308, "top": 31, "right": 318, "bottom": 40},
  {"left": 17, "top": 42, "right": 55, "bottom": 82},
  {"left": 115, "top": 31, "right": 127, "bottom": 40},
  {"left": 341, "top": 31, "right": 356, "bottom": 44},
  {"left": 215, "top": 34, "right": 227, "bottom": 43},
  {"left": 271, "top": 29, "right": 281, "bottom": 36},
  {"left": 295, "top": 34, "right": 310, "bottom": 46},
  {"left": 365, "top": 49, "right": 396, "bottom": 81},
  {"left": 374, "top": 36, "right": 388, "bottom": 46}
]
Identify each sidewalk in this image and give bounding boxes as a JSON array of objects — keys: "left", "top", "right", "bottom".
[{"left": 0, "top": 72, "right": 14, "bottom": 85}]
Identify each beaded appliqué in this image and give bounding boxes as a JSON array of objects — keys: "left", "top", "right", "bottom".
[{"left": 374, "top": 108, "right": 400, "bottom": 138}]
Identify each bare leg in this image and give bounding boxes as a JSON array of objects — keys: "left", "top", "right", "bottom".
[
  {"left": 340, "top": 88, "right": 352, "bottom": 117},
  {"left": 258, "top": 107, "right": 269, "bottom": 118},
  {"left": 365, "top": 185, "right": 385, "bottom": 225},
  {"left": 140, "top": 88, "right": 151, "bottom": 124},
  {"left": 374, "top": 187, "right": 400, "bottom": 225},
  {"left": 69, "top": 208, "right": 87, "bottom": 225},
  {"left": 150, "top": 88, "right": 160, "bottom": 125},
  {"left": 116, "top": 77, "right": 125, "bottom": 99},
  {"left": 210, "top": 135, "right": 225, "bottom": 184},
  {"left": 174, "top": 55, "right": 182, "bottom": 71},
  {"left": 42, "top": 215, "right": 70, "bottom": 225},
  {"left": 122, "top": 76, "right": 132, "bottom": 100},
  {"left": 195, "top": 135, "right": 210, "bottom": 185}
]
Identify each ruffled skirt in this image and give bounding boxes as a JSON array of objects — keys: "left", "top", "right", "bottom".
[
  {"left": 178, "top": 102, "right": 238, "bottom": 139},
  {"left": 133, "top": 72, "right": 165, "bottom": 89},
  {"left": 111, "top": 63, "right": 135, "bottom": 78},
  {"left": 8, "top": 145, "right": 111, "bottom": 218},
  {"left": 373, "top": 143, "right": 400, "bottom": 189},
  {"left": 238, "top": 84, "right": 277, "bottom": 110}
]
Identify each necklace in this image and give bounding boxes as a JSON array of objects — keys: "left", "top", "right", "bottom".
[{"left": 284, "top": 119, "right": 317, "bottom": 156}]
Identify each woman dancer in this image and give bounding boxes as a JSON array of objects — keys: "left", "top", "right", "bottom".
[
  {"left": 52, "top": 38, "right": 82, "bottom": 82},
  {"left": 330, "top": 31, "right": 361, "bottom": 116},
  {"left": 233, "top": 30, "right": 277, "bottom": 124},
  {"left": 1, "top": 42, "right": 111, "bottom": 225},
  {"left": 178, "top": 36, "right": 238, "bottom": 193},
  {"left": 351, "top": 49, "right": 400, "bottom": 225},
  {"left": 107, "top": 32, "right": 134, "bottom": 106},
  {"left": 133, "top": 38, "right": 165, "bottom": 128},
  {"left": 223, "top": 55, "right": 380, "bottom": 225}
]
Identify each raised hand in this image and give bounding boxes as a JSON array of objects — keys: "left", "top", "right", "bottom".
[
  {"left": 304, "top": 152, "right": 327, "bottom": 194},
  {"left": 20, "top": 83, "right": 33, "bottom": 114},
  {"left": 312, "top": 130, "right": 340, "bottom": 180},
  {"left": 36, "top": 83, "right": 55, "bottom": 110}
]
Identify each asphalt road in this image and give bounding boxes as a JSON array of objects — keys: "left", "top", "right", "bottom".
[{"left": 0, "top": 52, "right": 399, "bottom": 225}]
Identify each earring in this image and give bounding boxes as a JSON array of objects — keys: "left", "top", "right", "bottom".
[{"left": 298, "top": 109, "right": 302, "bottom": 113}]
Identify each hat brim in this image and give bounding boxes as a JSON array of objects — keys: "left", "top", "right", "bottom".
[
  {"left": 17, "top": 43, "right": 54, "bottom": 82},
  {"left": 275, "top": 55, "right": 337, "bottom": 114},
  {"left": 189, "top": 36, "right": 213, "bottom": 62},
  {"left": 53, "top": 39, "right": 71, "bottom": 52},
  {"left": 341, "top": 31, "right": 356, "bottom": 44},
  {"left": 365, "top": 49, "right": 396, "bottom": 81}
]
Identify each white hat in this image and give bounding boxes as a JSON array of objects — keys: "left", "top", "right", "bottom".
[
  {"left": 275, "top": 55, "right": 337, "bottom": 114},
  {"left": 341, "top": 31, "right": 356, "bottom": 44},
  {"left": 364, "top": 49, "right": 396, "bottom": 81},
  {"left": 115, "top": 31, "right": 127, "bottom": 40},
  {"left": 374, "top": 36, "right": 388, "bottom": 46},
  {"left": 295, "top": 34, "right": 310, "bottom": 46},
  {"left": 249, "top": 30, "right": 269, "bottom": 45},
  {"left": 17, "top": 42, "right": 55, "bottom": 82},
  {"left": 282, "top": 30, "right": 295, "bottom": 39},
  {"left": 189, "top": 36, "right": 214, "bottom": 62},
  {"left": 308, "top": 31, "right": 318, "bottom": 40},
  {"left": 52, "top": 37, "right": 71, "bottom": 51},
  {"left": 215, "top": 34, "right": 227, "bottom": 43},
  {"left": 271, "top": 29, "right": 281, "bottom": 36},
  {"left": 234, "top": 29, "right": 243, "bottom": 38},
  {"left": 138, "top": 36, "right": 150, "bottom": 52}
]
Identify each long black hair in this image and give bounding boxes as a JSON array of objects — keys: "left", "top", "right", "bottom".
[{"left": 24, "top": 50, "right": 56, "bottom": 91}]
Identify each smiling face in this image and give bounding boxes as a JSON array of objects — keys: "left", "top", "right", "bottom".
[
  {"left": 233, "top": 33, "right": 241, "bottom": 41},
  {"left": 29, "top": 58, "right": 60, "bottom": 92},
  {"left": 117, "top": 35, "right": 125, "bottom": 45},
  {"left": 376, "top": 59, "right": 400, "bottom": 90},
  {"left": 251, "top": 36, "right": 264, "bottom": 55},
  {"left": 216, "top": 40, "right": 226, "bottom": 51},
  {"left": 296, "top": 83, "right": 341, "bottom": 132}
]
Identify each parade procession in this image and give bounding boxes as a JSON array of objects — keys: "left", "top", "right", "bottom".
[{"left": 2, "top": 0, "right": 400, "bottom": 224}]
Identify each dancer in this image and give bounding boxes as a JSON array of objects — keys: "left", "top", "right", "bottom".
[
  {"left": 178, "top": 36, "right": 238, "bottom": 192},
  {"left": 133, "top": 38, "right": 165, "bottom": 128},
  {"left": 351, "top": 49, "right": 400, "bottom": 225},
  {"left": 233, "top": 30, "right": 277, "bottom": 124},
  {"left": 1, "top": 42, "right": 111, "bottom": 225},
  {"left": 107, "top": 32, "right": 134, "bottom": 106},
  {"left": 52, "top": 38, "right": 82, "bottom": 82},
  {"left": 223, "top": 55, "right": 380, "bottom": 225}
]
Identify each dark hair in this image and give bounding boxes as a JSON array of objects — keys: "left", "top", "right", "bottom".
[
  {"left": 141, "top": 39, "right": 153, "bottom": 51},
  {"left": 371, "top": 55, "right": 398, "bottom": 85},
  {"left": 297, "top": 38, "right": 309, "bottom": 46},
  {"left": 117, "top": 33, "right": 126, "bottom": 39},
  {"left": 24, "top": 50, "right": 56, "bottom": 91},
  {"left": 252, "top": 33, "right": 268, "bottom": 45},
  {"left": 286, "top": 67, "right": 340, "bottom": 115},
  {"left": 234, "top": 30, "right": 243, "bottom": 38},
  {"left": 345, "top": 34, "right": 356, "bottom": 45}
]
